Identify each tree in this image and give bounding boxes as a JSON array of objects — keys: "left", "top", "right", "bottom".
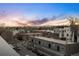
[{"left": 68, "top": 16, "right": 79, "bottom": 42}]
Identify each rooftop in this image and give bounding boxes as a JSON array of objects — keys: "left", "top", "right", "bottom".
[
  {"left": 18, "top": 33, "right": 42, "bottom": 36},
  {"left": 31, "top": 36, "right": 75, "bottom": 45},
  {"left": 0, "top": 36, "right": 19, "bottom": 56}
]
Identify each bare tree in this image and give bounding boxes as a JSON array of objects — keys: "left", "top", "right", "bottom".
[{"left": 68, "top": 16, "right": 79, "bottom": 42}]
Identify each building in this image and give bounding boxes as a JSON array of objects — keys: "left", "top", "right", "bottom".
[
  {"left": 26, "top": 36, "right": 79, "bottom": 56},
  {"left": 0, "top": 18, "right": 79, "bottom": 56},
  {"left": 23, "top": 25, "right": 79, "bottom": 56}
]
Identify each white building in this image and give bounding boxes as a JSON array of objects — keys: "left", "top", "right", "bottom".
[{"left": 52, "top": 26, "right": 78, "bottom": 42}]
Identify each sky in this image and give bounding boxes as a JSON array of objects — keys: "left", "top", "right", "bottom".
[{"left": 0, "top": 3, "right": 79, "bottom": 20}]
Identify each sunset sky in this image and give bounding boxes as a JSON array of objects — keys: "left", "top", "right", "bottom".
[{"left": 0, "top": 3, "right": 79, "bottom": 20}]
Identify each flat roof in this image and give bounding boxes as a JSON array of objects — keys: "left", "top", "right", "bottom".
[
  {"left": 31, "top": 36, "right": 75, "bottom": 45},
  {"left": 19, "top": 33, "right": 42, "bottom": 36}
]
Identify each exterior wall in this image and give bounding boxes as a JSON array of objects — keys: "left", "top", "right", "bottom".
[
  {"left": 28, "top": 36, "right": 79, "bottom": 56},
  {"left": 65, "top": 43, "right": 79, "bottom": 55},
  {"left": 58, "top": 27, "right": 72, "bottom": 41},
  {"left": 71, "top": 32, "right": 75, "bottom": 42},
  {"left": 63, "top": 27, "right": 71, "bottom": 41},
  {"left": 53, "top": 28, "right": 60, "bottom": 34},
  {"left": 30, "top": 38, "right": 66, "bottom": 56},
  {"left": 59, "top": 28, "right": 63, "bottom": 38},
  {"left": 77, "top": 32, "right": 79, "bottom": 42}
]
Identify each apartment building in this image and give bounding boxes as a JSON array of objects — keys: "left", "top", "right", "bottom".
[{"left": 26, "top": 36, "right": 79, "bottom": 56}]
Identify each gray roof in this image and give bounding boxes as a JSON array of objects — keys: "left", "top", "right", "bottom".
[
  {"left": 32, "top": 36, "right": 75, "bottom": 45},
  {"left": 0, "top": 36, "right": 19, "bottom": 56}
]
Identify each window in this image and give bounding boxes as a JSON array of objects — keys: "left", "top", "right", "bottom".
[
  {"left": 74, "top": 34, "right": 77, "bottom": 42},
  {"left": 67, "top": 34, "right": 69, "bottom": 36},
  {"left": 64, "top": 30, "right": 66, "bottom": 32},
  {"left": 57, "top": 46, "right": 60, "bottom": 51},
  {"left": 18, "top": 36, "right": 23, "bottom": 41},
  {"left": 32, "top": 39, "right": 33, "bottom": 42},
  {"left": 62, "top": 30, "right": 64, "bottom": 33},
  {"left": 39, "top": 41, "right": 41, "bottom": 45},
  {"left": 62, "top": 33, "right": 64, "bottom": 37},
  {"left": 78, "top": 33, "right": 79, "bottom": 36},
  {"left": 48, "top": 43, "right": 51, "bottom": 48}
]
